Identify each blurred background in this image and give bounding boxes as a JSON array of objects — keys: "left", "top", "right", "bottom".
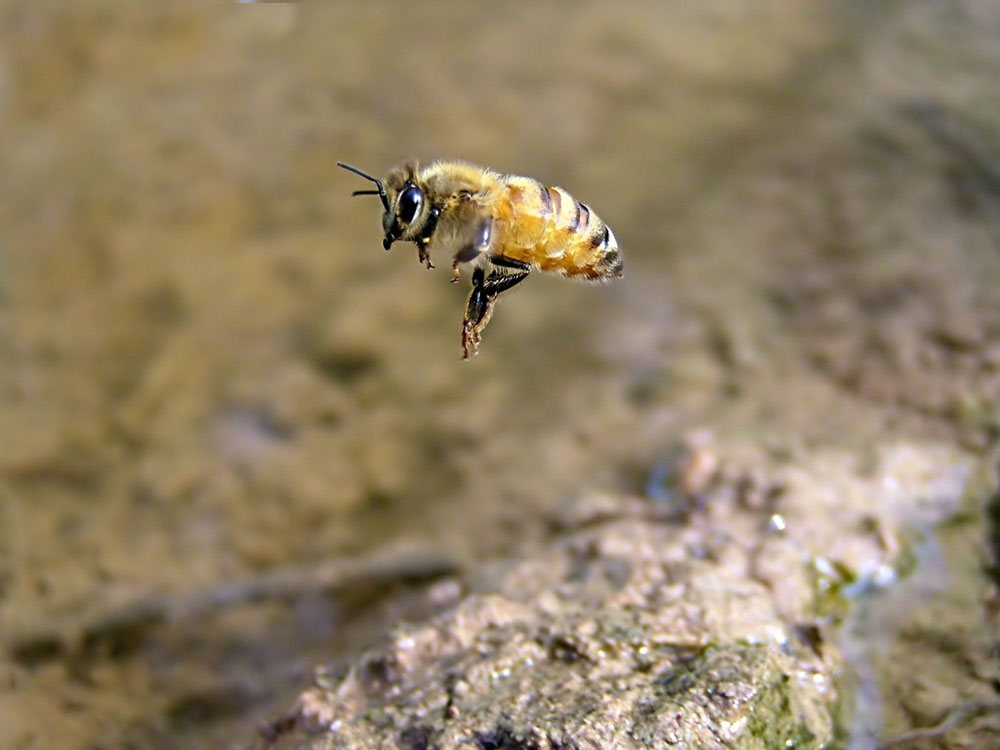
[{"left": 1, "top": 2, "right": 998, "bottom": 748}]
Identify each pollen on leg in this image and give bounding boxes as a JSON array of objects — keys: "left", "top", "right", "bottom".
[{"left": 462, "top": 321, "right": 481, "bottom": 359}]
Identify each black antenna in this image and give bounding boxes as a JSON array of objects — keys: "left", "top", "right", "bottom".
[{"left": 337, "top": 162, "right": 390, "bottom": 212}]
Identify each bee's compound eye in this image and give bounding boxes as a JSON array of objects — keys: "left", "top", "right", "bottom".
[{"left": 396, "top": 185, "right": 423, "bottom": 225}]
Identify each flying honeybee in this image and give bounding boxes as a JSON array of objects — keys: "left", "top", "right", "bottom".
[{"left": 338, "top": 159, "right": 623, "bottom": 359}]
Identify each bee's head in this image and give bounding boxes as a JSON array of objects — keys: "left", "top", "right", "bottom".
[{"left": 338, "top": 161, "right": 427, "bottom": 250}]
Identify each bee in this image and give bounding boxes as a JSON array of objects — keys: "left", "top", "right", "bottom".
[{"left": 338, "top": 159, "right": 623, "bottom": 359}]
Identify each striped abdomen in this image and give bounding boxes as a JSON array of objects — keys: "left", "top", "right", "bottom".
[{"left": 497, "top": 176, "right": 623, "bottom": 280}]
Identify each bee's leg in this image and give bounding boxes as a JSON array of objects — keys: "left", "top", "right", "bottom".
[
  {"left": 488, "top": 255, "right": 531, "bottom": 273},
  {"left": 415, "top": 207, "right": 441, "bottom": 269},
  {"left": 416, "top": 239, "right": 434, "bottom": 270},
  {"left": 462, "top": 268, "right": 488, "bottom": 356},
  {"left": 462, "top": 256, "right": 531, "bottom": 355},
  {"left": 461, "top": 268, "right": 530, "bottom": 359},
  {"left": 451, "top": 251, "right": 475, "bottom": 284}
]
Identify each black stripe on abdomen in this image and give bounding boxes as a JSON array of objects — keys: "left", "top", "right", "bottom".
[
  {"left": 537, "top": 182, "right": 553, "bottom": 216},
  {"left": 590, "top": 224, "right": 610, "bottom": 250},
  {"left": 568, "top": 200, "right": 581, "bottom": 232},
  {"left": 590, "top": 224, "right": 609, "bottom": 249}
]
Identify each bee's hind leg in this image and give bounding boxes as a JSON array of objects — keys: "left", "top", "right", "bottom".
[
  {"left": 488, "top": 255, "right": 530, "bottom": 273},
  {"left": 461, "top": 265, "right": 530, "bottom": 359}
]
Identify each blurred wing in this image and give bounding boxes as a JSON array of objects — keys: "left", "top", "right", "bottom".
[{"left": 431, "top": 198, "right": 497, "bottom": 266}]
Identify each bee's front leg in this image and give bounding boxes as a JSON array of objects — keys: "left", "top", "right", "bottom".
[
  {"left": 416, "top": 239, "right": 434, "bottom": 269},
  {"left": 415, "top": 207, "right": 441, "bottom": 270}
]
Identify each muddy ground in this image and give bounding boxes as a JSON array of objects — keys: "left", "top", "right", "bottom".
[{"left": 1, "top": 1, "right": 998, "bottom": 749}]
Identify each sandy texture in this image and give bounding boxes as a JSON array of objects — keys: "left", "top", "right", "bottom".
[{"left": 274, "top": 443, "right": 973, "bottom": 750}]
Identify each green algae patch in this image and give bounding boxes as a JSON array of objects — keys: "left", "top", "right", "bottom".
[{"left": 638, "top": 645, "right": 830, "bottom": 750}]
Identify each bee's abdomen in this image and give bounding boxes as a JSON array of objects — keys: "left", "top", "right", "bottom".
[
  {"left": 540, "top": 183, "right": 623, "bottom": 279},
  {"left": 504, "top": 179, "right": 622, "bottom": 280}
]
